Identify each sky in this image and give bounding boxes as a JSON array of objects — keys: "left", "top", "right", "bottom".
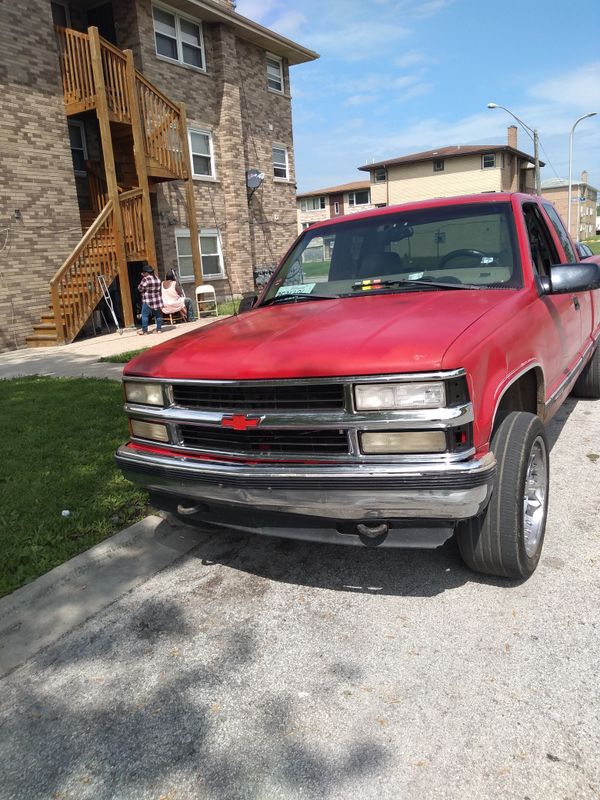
[{"left": 236, "top": 0, "right": 600, "bottom": 195}]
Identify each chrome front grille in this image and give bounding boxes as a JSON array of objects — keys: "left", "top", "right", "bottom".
[{"left": 179, "top": 424, "right": 349, "bottom": 456}]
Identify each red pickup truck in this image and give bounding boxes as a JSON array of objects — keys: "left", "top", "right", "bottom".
[{"left": 116, "top": 193, "right": 600, "bottom": 580}]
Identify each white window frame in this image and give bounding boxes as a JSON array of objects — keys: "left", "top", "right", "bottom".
[
  {"left": 300, "top": 196, "right": 325, "bottom": 212},
  {"left": 51, "top": 0, "right": 71, "bottom": 27},
  {"left": 175, "top": 228, "right": 225, "bottom": 282},
  {"left": 482, "top": 153, "right": 496, "bottom": 169},
  {"left": 188, "top": 127, "right": 216, "bottom": 180},
  {"left": 272, "top": 145, "right": 289, "bottom": 181},
  {"left": 266, "top": 53, "right": 284, "bottom": 94},
  {"left": 152, "top": 3, "right": 206, "bottom": 73},
  {"left": 68, "top": 120, "right": 88, "bottom": 177},
  {"left": 348, "top": 189, "right": 370, "bottom": 207}
]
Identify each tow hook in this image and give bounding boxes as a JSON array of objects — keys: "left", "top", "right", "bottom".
[{"left": 356, "top": 522, "right": 390, "bottom": 546}]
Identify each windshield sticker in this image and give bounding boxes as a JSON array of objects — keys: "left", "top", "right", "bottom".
[
  {"left": 407, "top": 272, "right": 424, "bottom": 280},
  {"left": 276, "top": 283, "right": 316, "bottom": 297}
]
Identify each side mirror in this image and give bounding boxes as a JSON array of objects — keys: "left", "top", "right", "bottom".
[
  {"left": 541, "top": 263, "right": 600, "bottom": 295},
  {"left": 238, "top": 294, "right": 258, "bottom": 314}
]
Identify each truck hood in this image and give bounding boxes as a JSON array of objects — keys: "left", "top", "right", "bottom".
[{"left": 126, "top": 290, "right": 517, "bottom": 380}]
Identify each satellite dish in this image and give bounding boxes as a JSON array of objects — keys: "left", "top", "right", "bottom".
[{"left": 246, "top": 169, "right": 265, "bottom": 190}]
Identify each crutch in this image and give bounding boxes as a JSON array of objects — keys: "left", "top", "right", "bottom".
[{"left": 97, "top": 275, "right": 123, "bottom": 335}]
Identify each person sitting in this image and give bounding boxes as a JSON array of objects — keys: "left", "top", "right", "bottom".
[{"left": 161, "top": 269, "right": 195, "bottom": 321}]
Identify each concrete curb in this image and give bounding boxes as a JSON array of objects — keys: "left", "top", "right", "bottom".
[{"left": 0, "top": 515, "right": 204, "bottom": 678}]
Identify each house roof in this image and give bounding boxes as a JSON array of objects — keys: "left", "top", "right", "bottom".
[
  {"left": 358, "top": 144, "right": 543, "bottom": 171},
  {"left": 163, "top": 0, "right": 319, "bottom": 64},
  {"left": 297, "top": 180, "right": 370, "bottom": 199},
  {"left": 541, "top": 178, "right": 598, "bottom": 192}
]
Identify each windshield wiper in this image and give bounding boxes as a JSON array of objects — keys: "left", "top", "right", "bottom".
[
  {"left": 262, "top": 293, "right": 338, "bottom": 306},
  {"left": 352, "top": 278, "right": 486, "bottom": 292}
]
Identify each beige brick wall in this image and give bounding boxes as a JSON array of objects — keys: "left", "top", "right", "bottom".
[
  {"left": 541, "top": 186, "right": 598, "bottom": 240},
  {"left": 0, "top": 0, "right": 82, "bottom": 351},
  {"left": 134, "top": 0, "right": 298, "bottom": 296}
]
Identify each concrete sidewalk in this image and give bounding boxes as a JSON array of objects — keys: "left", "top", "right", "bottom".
[{"left": 0, "top": 317, "right": 223, "bottom": 380}]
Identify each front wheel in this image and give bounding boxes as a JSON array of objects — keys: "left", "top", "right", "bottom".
[{"left": 457, "top": 412, "right": 549, "bottom": 579}]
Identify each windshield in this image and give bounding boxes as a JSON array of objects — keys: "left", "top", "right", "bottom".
[{"left": 262, "top": 202, "right": 521, "bottom": 303}]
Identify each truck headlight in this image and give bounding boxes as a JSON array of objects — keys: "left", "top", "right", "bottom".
[
  {"left": 124, "top": 381, "right": 165, "bottom": 407},
  {"left": 354, "top": 382, "right": 446, "bottom": 411},
  {"left": 360, "top": 430, "right": 447, "bottom": 454},
  {"left": 129, "top": 420, "right": 169, "bottom": 443}
]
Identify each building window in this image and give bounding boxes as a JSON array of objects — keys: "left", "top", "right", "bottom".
[
  {"left": 482, "top": 153, "right": 496, "bottom": 169},
  {"left": 51, "top": 1, "right": 70, "bottom": 27},
  {"left": 68, "top": 120, "right": 87, "bottom": 175},
  {"left": 175, "top": 229, "right": 225, "bottom": 281},
  {"left": 301, "top": 222, "right": 312, "bottom": 230},
  {"left": 300, "top": 196, "right": 325, "bottom": 212},
  {"left": 334, "top": 201, "right": 340, "bottom": 215},
  {"left": 374, "top": 168, "right": 386, "bottom": 183},
  {"left": 266, "top": 54, "right": 284, "bottom": 93},
  {"left": 272, "top": 146, "right": 288, "bottom": 180},
  {"left": 188, "top": 128, "right": 215, "bottom": 178},
  {"left": 433, "top": 159, "right": 444, "bottom": 172},
  {"left": 152, "top": 6, "right": 205, "bottom": 71},
  {"left": 348, "top": 189, "right": 370, "bottom": 206}
]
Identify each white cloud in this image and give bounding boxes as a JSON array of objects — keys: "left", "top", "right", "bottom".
[
  {"left": 308, "top": 21, "right": 412, "bottom": 61},
  {"left": 269, "top": 9, "right": 307, "bottom": 37},
  {"left": 529, "top": 62, "right": 600, "bottom": 109},
  {"left": 234, "top": 0, "right": 277, "bottom": 23},
  {"left": 396, "top": 82, "right": 432, "bottom": 102},
  {"left": 394, "top": 49, "right": 430, "bottom": 68},
  {"left": 343, "top": 93, "right": 374, "bottom": 108}
]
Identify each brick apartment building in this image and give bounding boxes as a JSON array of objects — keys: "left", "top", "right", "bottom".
[
  {"left": 359, "top": 126, "right": 540, "bottom": 205},
  {"left": 296, "top": 180, "right": 374, "bottom": 233},
  {"left": 0, "top": 0, "right": 316, "bottom": 350},
  {"left": 541, "top": 172, "right": 598, "bottom": 241}
]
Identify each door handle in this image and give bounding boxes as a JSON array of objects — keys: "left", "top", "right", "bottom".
[{"left": 572, "top": 296, "right": 580, "bottom": 310}]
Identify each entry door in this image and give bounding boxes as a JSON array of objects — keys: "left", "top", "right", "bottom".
[
  {"left": 329, "top": 194, "right": 344, "bottom": 217},
  {"left": 87, "top": 3, "right": 117, "bottom": 44}
]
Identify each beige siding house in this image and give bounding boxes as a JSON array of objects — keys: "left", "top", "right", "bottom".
[
  {"left": 296, "top": 180, "right": 374, "bottom": 233},
  {"left": 360, "top": 127, "right": 540, "bottom": 206},
  {"left": 0, "top": 0, "right": 316, "bottom": 350}
]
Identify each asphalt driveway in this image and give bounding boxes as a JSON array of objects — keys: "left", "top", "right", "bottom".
[{"left": 1, "top": 396, "right": 599, "bottom": 800}]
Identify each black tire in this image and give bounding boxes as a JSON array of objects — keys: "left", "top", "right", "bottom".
[
  {"left": 457, "top": 411, "right": 549, "bottom": 579},
  {"left": 571, "top": 346, "right": 600, "bottom": 399}
]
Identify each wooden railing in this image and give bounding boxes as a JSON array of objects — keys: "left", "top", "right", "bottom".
[
  {"left": 136, "top": 74, "right": 186, "bottom": 178},
  {"left": 50, "top": 202, "right": 118, "bottom": 343},
  {"left": 120, "top": 189, "right": 147, "bottom": 259},
  {"left": 55, "top": 27, "right": 95, "bottom": 112},
  {"left": 100, "top": 38, "right": 130, "bottom": 122}
]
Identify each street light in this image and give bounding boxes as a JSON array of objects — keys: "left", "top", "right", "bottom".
[
  {"left": 567, "top": 112, "right": 597, "bottom": 240},
  {"left": 487, "top": 102, "right": 540, "bottom": 195}
]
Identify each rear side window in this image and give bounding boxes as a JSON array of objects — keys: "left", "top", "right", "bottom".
[{"left": 542, "top": 203, "right": 577, "bottom": 263}]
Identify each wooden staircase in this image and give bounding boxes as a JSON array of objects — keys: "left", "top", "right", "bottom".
[{"left": 27, "top": 25, "right": 202, "bottom": 347}]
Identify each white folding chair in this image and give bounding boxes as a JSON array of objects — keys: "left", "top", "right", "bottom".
[{"left": 195, "top": 284, "right": 218, "bottom": 318}]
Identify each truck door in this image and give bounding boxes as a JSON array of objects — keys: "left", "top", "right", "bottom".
[
  {"left": 542, "top": 201, "right": 594, "bottom": 352},
  {"left": 522, "top": 202, "right": 582, "bottom": 393}
]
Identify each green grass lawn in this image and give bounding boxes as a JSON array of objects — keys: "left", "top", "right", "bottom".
[
  {"left": 583, "top": 236, "right": 600, "bottom": 255},
  {"left": 0, "top": 377, "right": 148, "bottom": 597},
  {"left": 99, "top": 348, "right": 147, "bottom": 364},
  {"left": 301, "top": 261, "right": 329, "bottom": 278}
]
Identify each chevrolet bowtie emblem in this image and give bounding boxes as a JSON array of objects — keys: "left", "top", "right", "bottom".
[{"left": 221, "top": 414, "right": 262, "bottom": 431}]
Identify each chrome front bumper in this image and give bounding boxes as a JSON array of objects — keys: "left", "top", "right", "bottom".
[{"left": 116, "top": 446, "right": 496, "bottom": 522}]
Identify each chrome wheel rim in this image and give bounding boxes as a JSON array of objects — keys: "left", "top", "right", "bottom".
[{"left": 523, "top": 436, "right": 548, "bottom": 558}]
